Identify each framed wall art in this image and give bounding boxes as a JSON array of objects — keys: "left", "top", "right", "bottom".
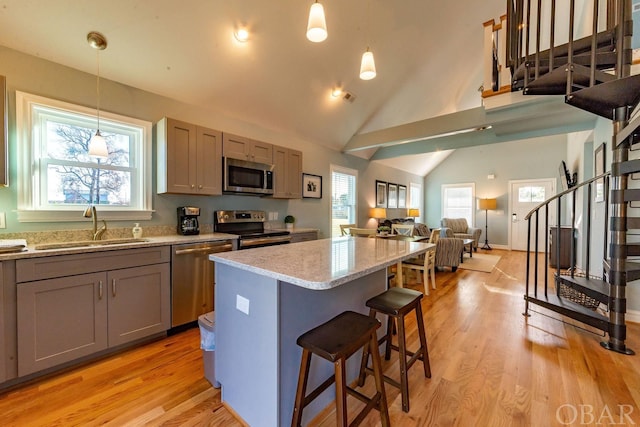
[
  {"left": 302, "top": 173, "right": 322, "bottom": 199},
  {"left": 387, "top": 183, "right": 398, "bottom": 208},
  {"left": 595, "top": 142, "right": 605, "bottom": 203},
  {"left": 398, "top": 185, "right": 407, "bottom": 208},
  {"left": 376, "top": 180, "right": 387, "bottom": 207}
]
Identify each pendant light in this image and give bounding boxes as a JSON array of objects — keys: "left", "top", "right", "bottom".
[
  {"left": 87, "top": 31, "right": 108, "bottom": 159},
  {"left": 359, "top": 1, "right": 376, "bottom": 80},
  {"left": 359, "top": 47, "right": 376, "bottom": 80},
  {"left": 306, "top": 1, "right": 327, "bottom": 43}
]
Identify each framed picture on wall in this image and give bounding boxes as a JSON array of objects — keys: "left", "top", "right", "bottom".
[
  {"left": 398, "top": 185, "right": 407, "bottom": 208},
  {"left": 302, "top": 173, "right": 322, "bottom": 198},
  {"left": 387, "top": 183, "right": 398, "bottom": 208},
  {"left": 595, "top": 142, "right": 605, "bottom": 203},
  {"left": 376, "top": 180, "right": 387, "bottom": 207}
]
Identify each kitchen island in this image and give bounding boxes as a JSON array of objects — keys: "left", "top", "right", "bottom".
[{"left": 210, "top": 236, "right": 433, "bottom": 426}]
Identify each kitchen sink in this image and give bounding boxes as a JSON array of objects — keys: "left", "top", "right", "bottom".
[{"left": 34, "top": 238, "right": 149, "bottom": 250}]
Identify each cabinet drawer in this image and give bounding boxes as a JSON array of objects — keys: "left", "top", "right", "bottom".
[{"left": 16, "top": 246, "right": 170, "bottom": 282}]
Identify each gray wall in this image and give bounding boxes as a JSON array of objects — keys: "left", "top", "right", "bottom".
[
  {"left": 0, "top": 46, "right": 422, "bottom": 238},
  {"left": 424, "top": 134, "right": 567, "bottom": 246}
]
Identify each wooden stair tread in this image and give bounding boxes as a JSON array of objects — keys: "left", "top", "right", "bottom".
[
  {"left": 565, "top": 75, "right": 640, "bottom": 120},
  {"left": 557, "top": 274, "right": 608, "bottom": 303},
  {"left": 525, "top": 294, "right": 609, "bottom": 331}
]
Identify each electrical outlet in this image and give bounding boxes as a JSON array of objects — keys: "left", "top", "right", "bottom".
[
  {"left": 0, "top": 212, "right": 5, "bottom": 229},
  {"left": 273, "top": 212, "right": 279, "bottom": 221},
  {"left": 236, "top": 294, "right": 250, "bottom": 315}
]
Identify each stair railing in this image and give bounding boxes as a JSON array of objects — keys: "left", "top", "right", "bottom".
[
  {"left": 507, "top": 0, "right": 622, "bottom": 92},
  {"left": 524, "top": 172, "right": 611, "bottom": 303}
]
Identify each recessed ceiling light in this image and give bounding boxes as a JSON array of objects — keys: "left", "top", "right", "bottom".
[
  {"left": 234, "top": 27, "right": 249, "bottom": 42},
  {"left": 331, "top": 88, "right": 343, "bottom": 98}
]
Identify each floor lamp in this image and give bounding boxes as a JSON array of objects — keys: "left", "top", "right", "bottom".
[{"left": 478, "top": 198, "right": 497, "bottom": 250}]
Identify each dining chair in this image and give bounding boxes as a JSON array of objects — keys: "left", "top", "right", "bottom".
[
  {"left": 340, "top": 223, "right": 356, "bottom": 236},
  {"left": 401, "top": 247, "right": 436, "bottom": 295},
  {"left": 392, "top": 224, "right": 414, "bottom": 236},
  {"left": 349, "top": 228, "right": 377, "bottom": 237}
]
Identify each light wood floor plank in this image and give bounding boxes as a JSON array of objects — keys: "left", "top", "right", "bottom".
[{"left": 1, "top": 249, "right": 640, "bottom": 426}]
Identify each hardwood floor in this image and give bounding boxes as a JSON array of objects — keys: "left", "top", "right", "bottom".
[{"left": 1, "top": 249, "right": 640, "bottom": 426}]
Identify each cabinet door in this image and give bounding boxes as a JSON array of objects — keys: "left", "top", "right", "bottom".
[
  {"left": 0, "top": 75, "right": 7, "bottom": 186},
  {"left": 196, "top": 126, "right": 223, "bottom": 195},
  {"left": 272, "top": 146, "right": 302, "bottom": 199},
  {"left": 158, "top": 118, "right": 198, "bottom": 194},
  {"left": 107, "top": 264, "right": 170, "bottom": 347},
  {"left": 223, "top": 133, "right": 273, "bottom": 164},
  {"left": 0, "top": 262, "right": 4, "bottom": 383},
  {"left": 17, "top": 272, "right": 108, "bottom": 376},
  {"left": 287, "top": 149, "right": 302, "bottom": 199}
]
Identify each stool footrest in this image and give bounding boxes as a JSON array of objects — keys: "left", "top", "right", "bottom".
[
  {"left": 348, "top": 389, "right": 383, "bottom": 426},
  {"left": 302, "top": 374, "right": 336, "bottom": 409}
]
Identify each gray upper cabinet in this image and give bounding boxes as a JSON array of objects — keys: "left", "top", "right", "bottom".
[
  {"left": 272, "top": 146, "right": 302, "bottom": 199},
  {"left": 0, "top": 75, "right": 7, "bottom": 187},
  {"left": 157, "top": 117, "right": 223, "bottom": 195},
  {"left": 222, "top": 133, "right": 273, "bottom": 165}
]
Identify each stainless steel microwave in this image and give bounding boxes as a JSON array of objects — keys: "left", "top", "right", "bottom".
[{"left": 223, "top": 157, "right": 274, "bottom": 195}]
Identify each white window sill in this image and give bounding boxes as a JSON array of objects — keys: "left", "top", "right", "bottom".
[{"left": 17, "top": 210, "right": 154, "bottom": 223}]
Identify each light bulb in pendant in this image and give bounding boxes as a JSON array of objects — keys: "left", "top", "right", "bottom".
[{"left": 89, "top": 130, "right": 108, "bottom": 159}]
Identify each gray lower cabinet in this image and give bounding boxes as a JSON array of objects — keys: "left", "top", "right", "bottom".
[
  {"left": 0, "top": 262, "right": 5, "bottom": 383},
  {"left": 15, "top": 247, "right": 170, "bottom": 377},
  {"left": 290, "top": 230, "right": 318, "bottom": 243}
]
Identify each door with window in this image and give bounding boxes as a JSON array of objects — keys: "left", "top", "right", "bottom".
[{"left": 509, "top": 178, "right": 556, "bottom": 251}]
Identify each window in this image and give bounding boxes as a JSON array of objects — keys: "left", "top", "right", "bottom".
[
  {"left": 409, "top": 182, "right": 422, "bottom": 222},
  {"left": 16, "top": 91, "right": 152, "bottom": 222},
  {"left": 518, "top": 186, "right": 546, "bottom": 203},
  {"left": 330, "top": 165, "right": 358, "bottom": 237},
  {"left": 442, "top": 183, "right": 476, "bottom": 226}
]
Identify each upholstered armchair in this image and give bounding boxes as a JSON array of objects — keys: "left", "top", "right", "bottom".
[
  {"left": 432, "top": 229, "right": 464, "bottom": 272},
  {"left": 440, "top": 218, "right": 482, "bottom": 251}
]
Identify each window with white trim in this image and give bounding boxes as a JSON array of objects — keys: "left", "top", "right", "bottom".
[
  {"left": 330, "top": 165, "right": 358, "bottom": 237},
  {"left": 409, "top": 182, "right": 422, "bottom": 222},
  {"left": 16, "top": 91, "right": 152, "bottom": 222},
  {"left": 442, "top": 183, "right": 476, "bottom": 226}
]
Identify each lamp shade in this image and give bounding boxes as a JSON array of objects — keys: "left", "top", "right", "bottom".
[
  {"left": 359, "top": 49, "right": 376, "bottom": 80},
  {"left": 407, "top": 208, "right": 420, "bottom": 217},
  {"left": 306, "top": 2, "right": 327, "bottom": 43},
  {"left": 89, "top": 131, "right": 108, "bottom": 159},
  {"left": 478, "top": 198, "right": 497, "bottom": 210},
  {"left": 369, "top": 207, "right": 387, "bottom": 219}
]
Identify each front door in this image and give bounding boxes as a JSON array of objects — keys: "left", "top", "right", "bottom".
[{"left": 509, "top": 178, "right": 556, "bottom": 251}]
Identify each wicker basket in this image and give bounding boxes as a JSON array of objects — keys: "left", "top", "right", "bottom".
[{"left": 557, "top": 269, "right": 601, "bottom": 310}]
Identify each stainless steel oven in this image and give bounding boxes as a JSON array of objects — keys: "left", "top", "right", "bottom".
[
  {"left": 171, "top": 240, "right": 234, "bottom": 328},
  {"left": 214, "top": 210, "right": 291, "bottom": 249}
]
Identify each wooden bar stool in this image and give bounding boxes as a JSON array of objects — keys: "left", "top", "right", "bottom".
[
  {"left": 291, "top": 311, "right": 390, "bottom": 427},
  {"left": 357, "top": 287, "right": 431, "bottom": 413}
]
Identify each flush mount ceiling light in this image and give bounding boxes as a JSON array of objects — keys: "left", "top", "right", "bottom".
[
  {"left": 87, "top": 31, "right": 108, "bottom": 160},
  {"left": 331, "top": 88, "right": 343, "bottom": 98},
  {"left": 306, "top": 1, "right": 327, "bottom": 43},
  {"left": 359, "top": 48, "right": 376, "bottom": 80},
  {"left": 234, "top": 27, "right": 249, "bottom": 42}
]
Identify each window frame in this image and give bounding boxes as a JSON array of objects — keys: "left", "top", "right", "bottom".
[
  {"left": 441, "top": 182, "right": 476, "bottom": 226},
  {"left": 330, "top": 164, "right": 358, "bottom": 237},
  {"left": 16, "top": 91, "right": 153, "bottom": 222}
]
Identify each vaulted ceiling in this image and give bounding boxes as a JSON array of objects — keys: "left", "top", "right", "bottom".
[{"left": 0, "top": 1, "right": 595, "bottom": 175}]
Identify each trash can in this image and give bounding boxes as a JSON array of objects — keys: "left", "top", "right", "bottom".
[{"left": 198, "top": 311, "right": 220, "bottom": 388}]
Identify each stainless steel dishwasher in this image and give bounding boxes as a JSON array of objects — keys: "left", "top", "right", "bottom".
[{"left": 171, "top": 240, "right": 234, "bottom": 328}]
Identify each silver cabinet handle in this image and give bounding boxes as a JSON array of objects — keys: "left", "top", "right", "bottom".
[
  {"left": 99, "top": 280, "right": 103, "bottom": 299},
  {"left": 112, "top": 279, "right": 116, "bottom": 297}
]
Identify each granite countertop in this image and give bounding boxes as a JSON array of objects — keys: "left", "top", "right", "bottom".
[
  {"left": 211, "top": 236, "right": 433, "bottom": 290},
  {"left": 0, "top": 233, "right": 239, "bottom": 261}
]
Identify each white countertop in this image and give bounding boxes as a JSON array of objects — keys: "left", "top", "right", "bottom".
[{"left": 211, "top": 236, "right": 433, "bottom": 290}]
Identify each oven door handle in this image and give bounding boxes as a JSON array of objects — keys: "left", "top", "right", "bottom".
[{"left": 240, "top": 235, "right": 291, "bottom": 248}]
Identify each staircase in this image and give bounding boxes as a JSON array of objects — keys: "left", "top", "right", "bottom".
[{"left": 510, "top": 0, "right": 640, "bottom": 354}]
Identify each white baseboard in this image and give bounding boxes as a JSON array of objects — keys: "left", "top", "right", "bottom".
[{"left": 626, "top": 309, "right": 640, "bottom": 324}]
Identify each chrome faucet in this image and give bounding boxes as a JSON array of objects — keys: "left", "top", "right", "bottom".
[{"left": 83, "top": 205, "right": 107, "bottom": 240}]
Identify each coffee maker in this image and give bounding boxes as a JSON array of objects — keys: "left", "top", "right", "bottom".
[{"left": 177, "top": 206, "right": 200, "bottom": 235}]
